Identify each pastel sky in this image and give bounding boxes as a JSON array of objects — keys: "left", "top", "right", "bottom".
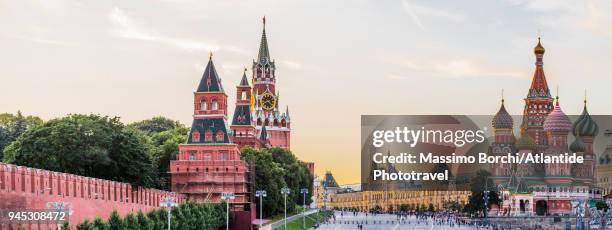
[{"left": 1, "top": 0, "right": 612, "bottom": 184}]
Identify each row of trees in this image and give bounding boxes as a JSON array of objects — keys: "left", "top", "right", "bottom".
[
  {"left": 2, "top": 113, "right": 188, "bottom": 189},
  {"left": 241, "top": 147, "right": 314, "bottom": 218},
  {"left": 19, "top": 202, "right": 226, "bottom": 230}
]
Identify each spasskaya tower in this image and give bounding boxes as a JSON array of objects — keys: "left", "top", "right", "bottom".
[{"left": 232, "top": 17, "right": 291, "bottom": 150}]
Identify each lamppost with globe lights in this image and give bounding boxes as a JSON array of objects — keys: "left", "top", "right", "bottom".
[
  {"left": 255, "top": 190, "right": 267, "bottom": 229},
  {"left": 221, "top": 192, "right": 235, "bottom": 230},
  {"left": 281, "top": 187, "right": 291, "bottom": 230},
  {"left": 300, "top": 188, "right": 309, "bottom": 230},
  {"left": 160, "top": 196, "right": 177, "bottom": 230}
]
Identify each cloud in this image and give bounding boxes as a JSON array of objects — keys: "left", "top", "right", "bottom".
[
  {"left": 386, "top": 56, "right": 525, "bottom": 79},
  {"left": 109, "top": 7, "right": 157, "bottom": 41},
  {"left": 581, "top": 1, "right": 612, "bottom": 36},
  {"left": 108, "top": 7, "right": 226, "bottom": 52},
  {"left": 507, "top": 0, "right": 612, "bottom": 37},
  {"left": 401, "top": 0, "right": 425, "bottom": 30},
  {"left": 436, "top": 59, "right": 523, "bottom": 78},
  {"left": 401, "top": 0, "right": 467, "bottom": 30},
  {"left": 3, "top": 28, "right": 70, "bottom": 46},
  {"left": 280, "top": 60, "right": 302, "bottom": 70},
  {"left": 505, "top": 0, "right": 577, "bottom": 12}
]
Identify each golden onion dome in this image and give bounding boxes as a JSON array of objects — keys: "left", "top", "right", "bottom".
[{"left": 534, "top": 37, "right": 545, "bottom": 54}]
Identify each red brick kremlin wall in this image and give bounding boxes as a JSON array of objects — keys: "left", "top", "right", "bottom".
[{"left": 0, "top": 163, "right": 185, "bottom": 229}]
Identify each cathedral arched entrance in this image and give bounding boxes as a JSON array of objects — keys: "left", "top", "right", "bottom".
[
  {"left": 519, "top": 200, "right": 526, "bottom": 213},
  {"left": 535, "top": 200, "right": 547, "bottom": 216}
]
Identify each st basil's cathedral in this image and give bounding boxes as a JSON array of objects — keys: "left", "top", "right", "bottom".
[{"left": 490, "top": 38, "right": 602, "bottom": 216}]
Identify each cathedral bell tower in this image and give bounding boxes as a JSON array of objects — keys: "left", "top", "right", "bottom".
[{"left": 522, "top": 38, "right": 554, "bottom": 150}]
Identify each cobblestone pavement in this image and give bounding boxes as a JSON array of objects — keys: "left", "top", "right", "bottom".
[{"left": 316, "top": 211, "right": 476, "bottom": 230}]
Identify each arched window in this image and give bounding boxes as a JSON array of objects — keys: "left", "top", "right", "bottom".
[
  {"left": 191, "top": 131, "right": 200, "bottom": 142},
  {"left": 241, "top": 91, "right": 247, "bottom": 100},
  {"left": 204, "top": 130, "right": 213, "bottom": 142},
  {"left": 215, "top": 130, "right": 224, "bottom": 142},
  {"left": 200, "top": 100, "right": 207, "bottom": 111},
  {"left": 212, "top": 99, "right": 218, "bottom": 110}
]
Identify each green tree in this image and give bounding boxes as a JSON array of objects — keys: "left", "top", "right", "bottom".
[
  {"left": 76, "top": 203, "right": 226, "bottom": 230},
  {"left": 241, "top": 148, "right": 287, "bottom": 217},
  {"left": 124, "top": 213, "right": 140, "bottom": 229},
  {"left": 92, "top": 217, "right": 109, "bottom": 230},
  {"left": 128, "top": 116, "right": 183, "bottom": 134},
  {"left": 147, "top": 127, "right": 187, "bottom": 189},
  {"left": 465, "top": 170, "right": 499, "bottom": 215},
  {"left": 136, "top": 210, "right": 152, "bottom": 230},
  {"left": 597, "top": 201, "right": 609, "bottom": 212},
  {"left": 108, "top": 210, "right": 125, "bottom": 230},
  {"left": 0, "top": 126, "right": 8, "bottom": 160},
  {"left": 0, "top": 111, "right": 43, "bottom": 160},
  {"left": 128, "top": 117, "right": 187, "bottom": 190},
  {"left": 77, "top": 219, "right": 94, "bottom": 230},
  {"left": 62, "top": 222, "right": 71, "bottom": 230},
  {"left": 157, "top": 209, "right": 169, "bottom": 230},
  {"left": 241, "top": 147, "right": 313, "bottom": 218},
  {"left": 170, "top": 206, "right": 183, "bottom": 230},
  {"left": 146, "top": 210, "right": 161, "bottom": 230},
  {"left": 3, "top": 114, "right": 155, "bottom": 187}
]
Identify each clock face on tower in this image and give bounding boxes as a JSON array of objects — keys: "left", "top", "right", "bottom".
[{"left": 260, "top": 92, "right": 276, "bottom": 111}]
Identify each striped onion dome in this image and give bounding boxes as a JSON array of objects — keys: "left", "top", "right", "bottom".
[
  {"left": 492, "top": 99, "right": 513, "bottom": 129},
  {"left": 543, "top": 97, "right": 572, "bottom": 132},
  {"left": 570, "top": 137, "right": 586, "bottom": 153},
  {"left": 572, "top": 101, "right": 599, "bottom": 137}
]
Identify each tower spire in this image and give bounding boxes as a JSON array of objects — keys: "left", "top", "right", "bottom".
[
  {"left": 555, "top": 85, "right": 559, "bottom": 106},
  {"left": 239, "top": 67, "right": 250, "bottom": 86},
  {"left": 196, "top": 53, "right": 224, "bottom": 92},
  {"left": 257, "top": 16, "right": 271, "bottom": 64},
  {"left": 527, "top": 37, "right": 550, "bottom": 98}
]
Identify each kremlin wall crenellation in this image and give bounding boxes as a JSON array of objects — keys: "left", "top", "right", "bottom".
[{"left": 0, "top": 162, "right": 185, "bottom": 229}]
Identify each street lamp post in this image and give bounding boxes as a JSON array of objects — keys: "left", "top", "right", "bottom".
[
  {"left": 255, "top": 190, "right": 267, "bottom": 229},
  {"left": 281, "top": 187, "right": 291, "bottom": 230},
  {"left": 300, "top": 188, "right": 309, "bottom": 230},
  {"left": 160, "top": 197, "right": 177, "bottom": 230},
  {"left": 221, "top": 192, "right": 235, "bottom": 230}
]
